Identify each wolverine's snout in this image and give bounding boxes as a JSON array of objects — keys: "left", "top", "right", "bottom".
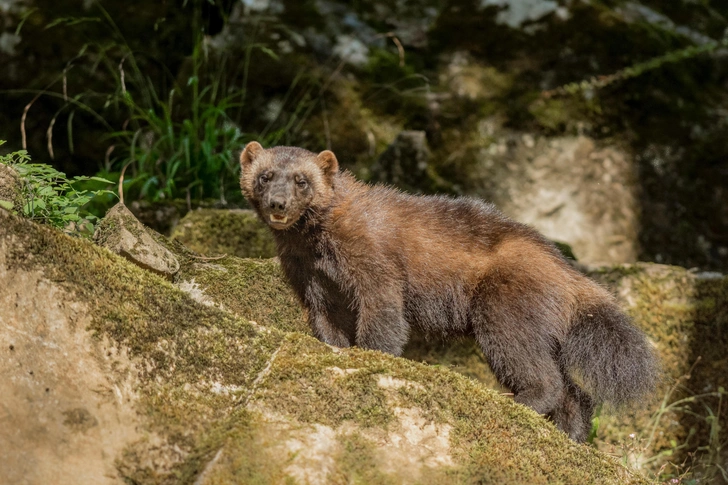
[
  {"left": 268, "top": 196, "right": 287, "bottom": 211},
  {"left": 263, "top": 189, "right": 299, "bottom": 229}
]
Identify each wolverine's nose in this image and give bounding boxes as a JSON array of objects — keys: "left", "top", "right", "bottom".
[{"left": 269, "top": 197, "right": 286, "bottom": 211}]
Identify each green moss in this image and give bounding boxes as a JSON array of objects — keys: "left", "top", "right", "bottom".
[
  {"left": 100, "top": 206, "right": 305, "bottom": 333},
  {"left": 528, "top": 97, "right": 594, "bottom": 134},
  {"left": 254, "top": 334, "right": 394, "bottom": 429},
  {"left": 178, "top": 255, "right": 308, "bottom": 334},
  {"left": 179, "top": 410, "right": 296, "bottom": 485},
  {"left": 170, "top": 209, "right": 277, "bottom": 259},
  {"left": 332, "top": 432, "right": 400, "bottom": 485}
]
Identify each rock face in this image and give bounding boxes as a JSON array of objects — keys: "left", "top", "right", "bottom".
[
  {"left": 0, "top": 209, "right": 649, "bottom": 484},
  {"left": 468, "top": 135, "right": 639, "bottom": 264},
  {"left": 0, "top": 242, "right": 141, "bottom": 485}
]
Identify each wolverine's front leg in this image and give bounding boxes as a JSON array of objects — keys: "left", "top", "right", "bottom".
[
  {"left": 355, "top": 282, "right": 409, "bottom": 356},
  {"left": 304, "top": 278, "right": 356, "bottom": 348},
  {"left": 308, "top": 309, "right": 352, "bottom": 348}
]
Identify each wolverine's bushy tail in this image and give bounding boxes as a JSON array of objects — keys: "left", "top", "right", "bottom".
[{"left": 561, "top": 303, "right": 660, "bottom": 406}]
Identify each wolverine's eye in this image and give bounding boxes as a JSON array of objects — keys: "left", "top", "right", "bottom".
[{"left": 259, "top": 174, "right": 270, "bottom": 185}]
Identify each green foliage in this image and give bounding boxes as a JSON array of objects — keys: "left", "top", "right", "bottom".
[
  {"left": 0, "top": 141, "right": 115, "bottom": 237},
  {"left": 34, "top": 5, "right": 319, "bottom": 206},
  {"left": 104, "top": 36, "right": 250, "bottom": 203},
  {"left": 616, "top": 374, "right": 728, "bottom": 483}
]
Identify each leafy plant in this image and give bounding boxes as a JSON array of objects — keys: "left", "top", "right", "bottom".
[
  {"left": 103, "top": 34, "right": 250, "bottom": 203},
  {"left": 0, "top": 140, "right": 115, "bottom": 236},
  {"left": 20, "top": 5, "right": 321, "bottom": 206}
]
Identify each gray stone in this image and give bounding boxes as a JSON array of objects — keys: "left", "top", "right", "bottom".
[{"left": 94, "top": 203, "right": 180, "bottom": 278}]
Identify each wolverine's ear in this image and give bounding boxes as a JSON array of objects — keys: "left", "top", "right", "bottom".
[
  {"left": 315, "top": 150, "right": 339, "bottom": 177},
  {"left": 240, "top": 142, "right": 264, "bottom": 170}
]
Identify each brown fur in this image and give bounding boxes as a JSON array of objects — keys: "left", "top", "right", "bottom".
[{"left": 239, "top": 142, "right": 659, "bottom": 442}]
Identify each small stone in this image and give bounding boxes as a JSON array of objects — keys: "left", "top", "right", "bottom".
[{"left": 94, "top": 203, "right": 180, "bottom": 279}]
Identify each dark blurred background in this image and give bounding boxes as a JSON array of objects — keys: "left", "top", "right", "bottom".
[{"left": 2, "top": 0, "right": 728, "bottom": 270}]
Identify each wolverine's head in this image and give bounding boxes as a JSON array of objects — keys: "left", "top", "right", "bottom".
[{"left": 239, "top": 142, "right": 339, "bottom": 230}]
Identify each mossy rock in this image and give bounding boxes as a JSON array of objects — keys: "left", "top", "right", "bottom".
[
  {"left": 0, "top": 209, "right": 648, "bottom": 484},
  {"left": 94, "top": 203, "right": 181, "bottom": 278},
  {"left": 174, "top": 217, "right": 728, "bottom": 478},
  {"left": 177, "top": 254, "right": 308, "bottom": 335},
  {"left": 171, "top": 209, "right": 276, "bottom": 259},
  {"left": 127, "top": 200, "right": 245, "bottom": 237},
  {"left": 0, "top": 162, "right": 22, "bottom": 211}
]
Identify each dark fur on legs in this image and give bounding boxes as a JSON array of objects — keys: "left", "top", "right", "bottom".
[{"left": 549, "top": 380, "right": 596, "bottom": 442}]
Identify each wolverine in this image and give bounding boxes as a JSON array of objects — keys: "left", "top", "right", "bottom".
[{"left": 239, "top": 141, "right": 658, "bottom": 442}]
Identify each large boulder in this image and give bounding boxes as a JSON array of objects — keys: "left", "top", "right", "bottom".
[
  {"left": 170, "top": 209, "right": 728, "bottom": 479},
  {"left": 0, "top": 209, "right": 648, "bottom": 484}
]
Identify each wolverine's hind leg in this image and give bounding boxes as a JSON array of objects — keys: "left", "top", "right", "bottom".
[
  {"left": 548, "top": 379, "right": 595, "bottom": 442},
  {"left": 470, "top": 280, "right": 567, "bottom": 419},
  {"left": 472, "top": 317, "right": 565, "bottom": 417},
  {"left": 475, "top": 331, "right": 566, "bottom": 417}
]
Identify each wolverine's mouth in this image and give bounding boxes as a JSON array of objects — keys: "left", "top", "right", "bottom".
[{"left": 269, "top": 214, "right": 288, "bottom": 224}]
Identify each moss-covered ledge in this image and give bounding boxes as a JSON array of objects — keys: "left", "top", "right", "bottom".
[
  {"left": 0, "top": 209, "right": 648, "bottom": 483},
  {"left": 177, "top": 255, "right": 308, "bottom": 334}
]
